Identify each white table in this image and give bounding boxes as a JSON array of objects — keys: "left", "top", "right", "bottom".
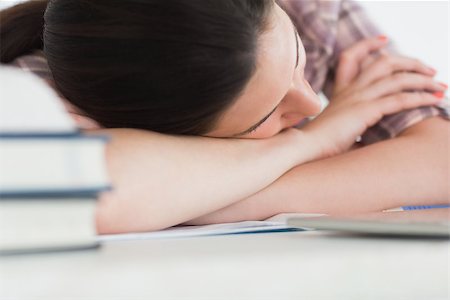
[{"left": 1, "top": 230, "right": 449, "bottom": 300}]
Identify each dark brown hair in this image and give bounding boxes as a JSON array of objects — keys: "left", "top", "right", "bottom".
[{"left": 0, "top": 0, "right": 274, "bottom": 134}]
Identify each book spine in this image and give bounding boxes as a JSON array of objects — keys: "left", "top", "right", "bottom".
[
  {"left": 0, "top": 133, "right": 110, "bottom": 141},
  {"left": 0, "top": 186, "right": 112, "bottom": 199}
]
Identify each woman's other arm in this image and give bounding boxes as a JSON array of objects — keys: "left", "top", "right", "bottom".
[
  {"left": 188, "top": 116, "right": 449, "bottom": 224},
  {"left": 92, "top": 128, "right": 318, "bottom": 233}
]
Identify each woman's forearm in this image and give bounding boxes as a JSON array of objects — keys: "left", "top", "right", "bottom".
[
  {"left": 188, "top": 117, "right": 449, "bottom": 225},
  {"left": 92, "top": 128, "right": 319, "bottom": 233}
]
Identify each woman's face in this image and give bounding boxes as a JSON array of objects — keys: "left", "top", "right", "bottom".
[{"left": 206, "top": 4, "right": 322, "bottom": 139}]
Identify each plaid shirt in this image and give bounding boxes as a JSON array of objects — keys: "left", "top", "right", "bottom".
[{"left": 10, "top": 0, "right": 450, "bottom": 144}]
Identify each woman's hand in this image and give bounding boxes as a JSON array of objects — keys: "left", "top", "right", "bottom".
[{"left": 301, "top": 37, "right": 447, "bottom": 159}]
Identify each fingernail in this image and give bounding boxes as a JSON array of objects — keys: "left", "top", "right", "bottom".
[
  {"left": 377, "top": 35, "right": 388, "bottom": 42},
  {"left": 439, "top": 82, "right": 448, "bottom": 89},
  {"left": 433, "top": 91, "right": 444, "bottom": 99}
]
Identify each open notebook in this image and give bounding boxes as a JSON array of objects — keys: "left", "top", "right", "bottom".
[
  {"left": 98, "top": 213, "right": 320, "bottom": 242},
  {"left": 98, "top": 208, "right": 449, "bottom": 242}
]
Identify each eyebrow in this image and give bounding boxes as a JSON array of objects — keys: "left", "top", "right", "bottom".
[{"left": 232, "top": 21, "right": 300, "bottom": 137}]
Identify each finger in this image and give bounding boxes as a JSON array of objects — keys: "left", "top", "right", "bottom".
[
  {"left": 362, "top": 92, "right": 445, "bottom": 128},
  {"left": 335, "top": 36, "right": 389, "bottom": 92},
  {"left": 377, "top": 92, "right": 445, "bottom": 116},
  {"left": 355, "top": 54, "right": 437, "bottom": 89},
  {"left": 361, "top": 73, "right": 447, "bottom": 100},
  {"left": 360, "top": 54, "right": 376, "bottom": 71},
  {"left": 360, "top": 48, "right": 389, "bottom": 71}
]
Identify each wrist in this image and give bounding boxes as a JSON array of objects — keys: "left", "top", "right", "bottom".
[{"left": 274, "top": 128, "right": 324, "bottom": 166}]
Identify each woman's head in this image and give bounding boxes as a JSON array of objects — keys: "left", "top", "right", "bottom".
[
  {"left": 1, "top": 0, "right": 321, "bottom": 138},
  {"left": 207, "top": 4, "right": 322, "bottom": 138}
]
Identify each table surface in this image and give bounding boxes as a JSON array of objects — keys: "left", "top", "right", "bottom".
[{"left": 1, "top": 230, "right": 449, "bottom": 300}]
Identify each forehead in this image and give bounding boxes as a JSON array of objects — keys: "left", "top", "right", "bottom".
[{"left": 207, "top": 4, "right": 297, "bottom": 136}]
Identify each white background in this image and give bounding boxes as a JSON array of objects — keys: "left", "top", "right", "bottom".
[
  {"left": 359, "top": 0, "right": 449, "bottom": 83},
  {"left": 1, "top": 0, "right": 448, "bottom": 82}
]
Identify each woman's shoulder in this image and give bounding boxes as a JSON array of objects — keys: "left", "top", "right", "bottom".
[
  {"left": 9, "top": 50, "right": 52, "bottom": 80},
  {"left": 7, "top": 51, "right": 101, "bottom": 130}
]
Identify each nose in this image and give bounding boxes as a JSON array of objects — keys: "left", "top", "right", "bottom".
[{"left": 280, "top": 79, "right": 322, "bottom": 128}]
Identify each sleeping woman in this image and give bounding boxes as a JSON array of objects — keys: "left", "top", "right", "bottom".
[{"left": 1, "top": 0, "right": 448, "bottom": 233}]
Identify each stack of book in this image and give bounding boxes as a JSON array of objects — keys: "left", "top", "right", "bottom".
[{"left": 0, "top": 67, "right": 110, "bottom": 254}]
